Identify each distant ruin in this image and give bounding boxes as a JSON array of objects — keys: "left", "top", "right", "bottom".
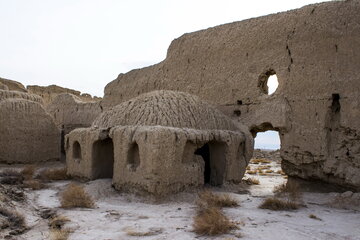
[{"left": 0, "top": 0, "right": 359, "bottom": 192}]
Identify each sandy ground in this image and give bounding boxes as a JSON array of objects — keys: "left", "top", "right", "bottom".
[{"left": 2, "top": 154, "right": 360, "bottom": 240}]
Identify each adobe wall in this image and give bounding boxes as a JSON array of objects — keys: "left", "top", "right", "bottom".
[
  {"left": 101, "top": 1, "right": 360, "bottom": 189},
  {"left": 0, "top": 90, "right": 60, "bottom": 163},
  {"left": 46, "top": 93, "right": 103, "bottom": 135}
]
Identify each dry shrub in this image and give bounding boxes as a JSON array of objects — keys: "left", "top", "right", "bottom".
[
  {"left": 0, "top": 169, "right": 24, "bottom": 185},
  {"left": 37, "top": 167, "right": 68, "bottom": 181},
  {"left": 0, "top": 207, "right": 26, "bottom": 230},
  {"left": 193, "top": 207, "right": 237, "bottom": 235},
  {"left": 257, "top": 165, "right": 271, "bottom": 170},
  {"left": 197, "top": 191, "right": 239, "bottom": 209},
  {"left": 49, "top": 215, "right": 70, "bottom": 229},
  {"left": 246, "top": 170, "right": 257, "bottom": 175},
  {"left": 265, "top": 169, "right": 273, "bottom": 173},
  {"left": 259, "top": 197, "right": 299, "bottom": 211},
  {"left": 276, "top": 169, "right": 286, "bottom": 175},
  {"left": 274, "top": 181, "right": 302, "bottom": 201},
  {"left": 20, "top": 165, "right": 36, "bottom": 180},
  {"left": 125, "top": 227, "right": 163, "bottom": 237},
  {"left": 309, "top": 214, "right": 322, "bottom": 220},
  {"left": 50, "top": 228, "right": 70, "bottom": 240},
  {"left": 250, "top": 158, "right": 271, "bottom": 164},
  {"left": 23, "top": 179, "right": 45, "bottom": 190},
  {"left": 244, "top": 177, "right": 260, "bottom": 185},
  {"left": 60, "top": 183, "right": 94, "bottom": 208}
]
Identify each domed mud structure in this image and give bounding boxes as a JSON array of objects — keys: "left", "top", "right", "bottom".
[{"left": 66, "top": 90, "right": 252, "bottom": 195}]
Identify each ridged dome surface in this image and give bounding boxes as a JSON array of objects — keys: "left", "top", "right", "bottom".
[{"left": 93, "top": 90, "right": 238, "bottom": 131}]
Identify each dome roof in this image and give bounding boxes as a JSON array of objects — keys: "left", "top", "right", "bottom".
[{"left": 93, "top": 90, "right": 238, "bottom": 131}]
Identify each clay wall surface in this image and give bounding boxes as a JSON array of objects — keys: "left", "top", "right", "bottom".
[
  {"left": 100, "top": 1, "right": 360, "bottom": 189},
  {"left": 46, "top": 93, "right": 103, "bottom": 135},
  {"left": 0, "top": 96, "right": 60, "bottom": 163}
]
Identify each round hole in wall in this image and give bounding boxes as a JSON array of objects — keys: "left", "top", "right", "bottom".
[{"left": 258, "top": 69, "right": 279, "bottom": 95}]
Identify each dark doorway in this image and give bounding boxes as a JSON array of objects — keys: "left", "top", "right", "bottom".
[
  {"left": 92, "top": 138, "right": 114, "bottom": 179},
  {"left": 194, "top": 141, "right": 226, "bottom": 186},
  {"left": 195, "top": 144, "right": 211, "bottom": 184}
]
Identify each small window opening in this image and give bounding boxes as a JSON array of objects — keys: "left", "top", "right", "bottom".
[
  {"left": 258, "top": 69, "right": 279, "bottom": 95},
  {"left": 127, "top": 142, "right": 140, "bottom": 171},
  {"left": 73, "top": 141, "right": 81, "bottom": 159}
]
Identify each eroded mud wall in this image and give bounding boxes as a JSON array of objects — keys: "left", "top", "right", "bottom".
[{"left": 101, "top": 1, "right": 360, "bottom": 189}]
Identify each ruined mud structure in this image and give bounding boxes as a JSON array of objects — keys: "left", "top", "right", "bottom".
[
  {"left": 0, "top": 0, "right": 359, "bottom": 192},
  {"left": 0, "top": 89, "right": 60, "bottom": 163},
  {"left": 66, "top": 91, "right": 252, "bottom": 195},
  {"left": 99, "top": 1, "right": 360, "bottom": 190}
]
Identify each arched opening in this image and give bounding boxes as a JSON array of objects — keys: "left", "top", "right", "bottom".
[
  {"left": 258, "top": 69, "right": 279, "bottom": 95},
  {"left": 92, "top": 138, "right": 114, "bottom": 179},
  {"left": 127, "top": 142, "right": 140, "bottom": 171},
  {"left": 254, "top": 130, "right": 281, "bottom": 150},
  {"left": 73, "top": 141, "right": 82, "bottom": 159},
  {"left": 194, "top": 141, "right": 226, "bottom": 186},
  {"left": 247, "top": 124, "right": 287, "bottom": 191}
]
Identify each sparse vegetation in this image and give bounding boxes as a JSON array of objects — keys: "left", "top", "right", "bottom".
[
  {"left": 60, "top": 183, "right": 94, "bottom": 208},
  {"left": 259, "top": 197, "right": 299, "bottom": 210},
  {"left": 37, "top": 167, "right": 69, "bottom": 181},
  {"left": 244, "top": 177, "right": 260, "bottom": 185},
  {"left": 250, "top": 158, "right": 271, "bottom": 164},
  {"left": 125, "top": 227, "right": 163, "bottom": 237},
  {"left": 197, "top": 190, "right": 239, "bottom": 208},
  {"left": 0, "top": 206, "right": 26, "bottom": 231},
  {"left": 246, "top": 170, "right": 257, "bottom": 175},
  {"left": 309, "top": 214, "right": 322, "bottom": 220},
  {"left": 49, "top": 215, "right": 70, "bottom": 229},
  {"left": 20, "top": 165, "right": 36, "bottom": 180},
  {"left": 0, "top": 169, "right": 24, "bottom": 185},
  {"left": 23, "top": 179, "right": 45, "bottom": 190},
  {"left": 50, "top": 228, "right": 70, "bottom": 240},
  {"left": 193, "top": 207, "right": 237, "bottom": 235},
  {"left": 193, "top": 191, "right": 239, "bottom": 236},
  {"left": 274, "top": 181, "right": 302, "bottom": 201}
]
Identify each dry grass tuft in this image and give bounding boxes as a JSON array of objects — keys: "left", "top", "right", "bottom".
[
  {"left": 259, "top": 197, "right": 299, "bottom": 211},
  {"left": 193, "top": 207, "right": 237, "bottom": 235},
  {"left": 244, "top": 177, "right": 260, "bottom": 185},
  {"left": 246, "top": 170, "right": 257, "bottom": 175},
  {"left": 276, "top": 169, "right": 286, "bottom": 175},
  {"left": 274, "top": 181, "right": 302, "bottom": 201},
  {"left": 265, "top": 169, "right": 274, "bottom": 173},
  {"left": 50, "top": 228, "right": 70, "bottom": 240},
  {"left": 20, "top": 165, "right": 36, "bottom": 180},
  {"left": 60, "top": 183, "right": 94, "bottom": 209},
  {"left": 49, "top": 215, "right": 70, "bottom": 229},
  {"left": 250, "top": 158, "right": 271, "bottom": 164},
  {"left": 309, "top": 214, "right": 322, "bottom": 220},
  {"left": 37, "top": 167, "right": 69, "bottom": 181},
  {"left": 0, "top": 207, "right": 26, "bottom": 230},
  {"left": 125, "top": 227, "right": 163, "bottom": 237},
  {"left": 197, "top": 191, "right": 239, "bottom": 209},
  {"left": 23, "top": 179, "right": 45, "bottom": 190},
  {"left": 0, "top": 169, "right": 24, "bottom": 185}
]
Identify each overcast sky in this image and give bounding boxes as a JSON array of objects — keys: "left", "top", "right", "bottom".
[{"left": 0, "top": 0, "right": 330, "bottom": 149}]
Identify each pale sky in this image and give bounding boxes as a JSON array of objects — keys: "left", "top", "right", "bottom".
[{"left": 0, "top": 0, "right": 330, "bottom": 149}]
